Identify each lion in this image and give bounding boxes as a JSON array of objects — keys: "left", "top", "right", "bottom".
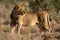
[{"left": 10, "top": 4, "right": 52, "bottom": 34}]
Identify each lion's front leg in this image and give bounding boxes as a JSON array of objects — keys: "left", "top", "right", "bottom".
[
  {"left": 16, "top": 16, "right": 23, "bottom": 34},
  {"left": 17, "top": 22, "right": 22, "bottom": 34},
  {"left": 10, "top": 26, "right": 15, "bottom": 33},
  {"left": 10, "top": 21, "right": 16, "bottom": 33}
]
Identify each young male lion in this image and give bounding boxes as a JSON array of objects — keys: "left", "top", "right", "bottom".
[{"left": 10, "top": 4, "right": 52, "bottom": 34}]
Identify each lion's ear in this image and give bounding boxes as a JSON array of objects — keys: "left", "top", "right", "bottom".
[{"left": 15, "top": 5, "right": 19, "bottom": 10}]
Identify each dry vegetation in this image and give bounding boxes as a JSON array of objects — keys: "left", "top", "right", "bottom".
[{"left": 0, "top": 0, "right": 60, "bottom": 40}]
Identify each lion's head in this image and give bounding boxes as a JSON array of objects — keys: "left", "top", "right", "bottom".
[{"left": 15, "top": 4, "right": 26, "bottom": 15}]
